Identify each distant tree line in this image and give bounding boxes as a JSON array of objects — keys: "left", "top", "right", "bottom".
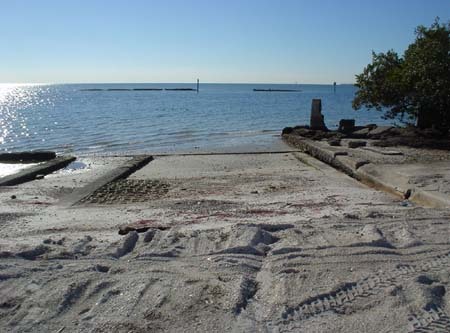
[{"left": 353, "top": 19, "right": 450, "bottom": 130}]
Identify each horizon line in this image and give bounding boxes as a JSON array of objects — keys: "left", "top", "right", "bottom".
[{"left": 0, "top": 81, "right": 356, "bottom": 86}]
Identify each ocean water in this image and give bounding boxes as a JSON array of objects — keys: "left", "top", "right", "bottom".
[{"left": 0, "top": 83, "right": 392, "bottom": 155}]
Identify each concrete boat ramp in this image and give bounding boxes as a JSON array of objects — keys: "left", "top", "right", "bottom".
[
  {"left": 284, "top": 134, "right": 450, "bottom": 208},
  {"left": 0, "top": 146, "right": 449, "bottom": 332}
]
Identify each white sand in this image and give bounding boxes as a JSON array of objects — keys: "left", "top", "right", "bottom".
[{"left": 0, "top": 152, "right": 448, "bottom": 332}]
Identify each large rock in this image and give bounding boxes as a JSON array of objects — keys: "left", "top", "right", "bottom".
[
  {"left": 119, "top": 219, "right": 170, "bottom": 235},
  {"left": 281, "top": 127, "right": 294, "bottom": 135},
  {"left": 352, "top": 127, "right": 370, "bottom": 138},
  {"left": 328, "top": 138, "right": 341, "bottom": 146},
  {"left": 338, "top": 119, "right": 355, "bottom": 133},
  {"left": 367, "top": 126, "right": 394, "bottom": 138},
  {"left": 348, "top": 140, "right": 367, "bottom": 149}
]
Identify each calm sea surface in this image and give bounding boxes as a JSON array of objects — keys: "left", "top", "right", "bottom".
[{"left": 0, "top": 83, "right": 392, "bottom": 155}]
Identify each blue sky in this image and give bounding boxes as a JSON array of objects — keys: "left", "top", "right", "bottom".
[{"left": 1, "top": 0, "right": 448, "bottom": 84}]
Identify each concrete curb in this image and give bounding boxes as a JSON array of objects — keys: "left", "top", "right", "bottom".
[
  {"left": 0, "top": 151, "right": 57, "bottom": 163},
  {"left": 283, "top": 135, "right": 360, "bottom": 178},
  {"left": 410, "top": 190, "right": 450, "bottom": 209},
  {"left": 356, "top": 166, "right": 405, "bottom": 198},
  {"left": 283, "top": 134, "right": 450, "bottom": 208},
  {"left": 65, "top": 155, "right": 153, "bottom": 206},
  {"left": 0, "top": 156, "right": 76, "bottom": 186}
]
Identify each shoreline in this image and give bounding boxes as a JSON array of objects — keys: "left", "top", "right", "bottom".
[{"left": 1, "top": 130, "right": 284, "bottom": 157}]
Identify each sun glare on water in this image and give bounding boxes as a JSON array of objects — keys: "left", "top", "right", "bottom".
[{"left": 0, "top": 83, "right": 45, "bottom": 149}]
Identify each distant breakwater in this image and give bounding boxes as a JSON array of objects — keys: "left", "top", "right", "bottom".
[
  {"left": 80, "top": 88, "right": 197, "bottom": 92},
  {"left": 253, "top": 89, "right": 301, "bottom": 92},
  {"left": 80, "top": 88, "right": 302, "bottom": 92}
]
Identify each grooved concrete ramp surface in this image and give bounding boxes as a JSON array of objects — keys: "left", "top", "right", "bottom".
[{"left": 0, "top": 152, "right": 449, "bottom": 332}]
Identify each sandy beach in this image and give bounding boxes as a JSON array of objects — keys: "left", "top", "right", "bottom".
[{"left": 1, "top": 140, "right": 449, "bottom": 332}]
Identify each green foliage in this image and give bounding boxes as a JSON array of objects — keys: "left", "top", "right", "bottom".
[{"left": 353, "top": 19, "right": 450, "bottom": 129}]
